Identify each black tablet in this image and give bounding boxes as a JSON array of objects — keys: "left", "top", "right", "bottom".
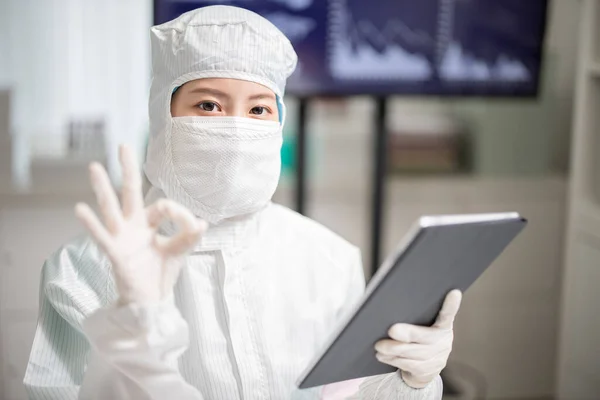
[{"left": 297, "top": 212, "right": 527, "bottom": 389}]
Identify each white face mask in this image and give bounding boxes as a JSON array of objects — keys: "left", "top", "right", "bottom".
[{"left": 170, "top": 116, "right": 283, "bottom": 223}]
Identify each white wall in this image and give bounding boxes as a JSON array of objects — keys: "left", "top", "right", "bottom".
[
  {"left": 0, "top": 0, "right": 10, "bottom": 88},
  {"left": 0, "top": 0, "right": 152, "bottom": 182}
]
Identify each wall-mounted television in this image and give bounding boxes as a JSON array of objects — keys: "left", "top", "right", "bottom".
[{"left": 154, "top": 0, "right": 549, "bottom": 97}]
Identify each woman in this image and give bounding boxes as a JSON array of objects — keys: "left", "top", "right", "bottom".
[{"left": 24, "top": 5, "right": 461, "bottom": 399}]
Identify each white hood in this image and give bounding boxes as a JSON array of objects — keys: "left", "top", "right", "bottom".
[{"left": 144, "top": 5, "right": 298, "bottom": 222}]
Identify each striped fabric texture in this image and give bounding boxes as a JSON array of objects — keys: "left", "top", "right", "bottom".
[{"left": 23, "top": 202, "right": 442, "bottom": 399}]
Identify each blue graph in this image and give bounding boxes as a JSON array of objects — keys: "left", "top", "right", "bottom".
[
  {"left": 329, "top": 0, "right": 434, "bottom": 80},
  {"left": 437, "top": 0, "right": 533, "bottom": 82},
  {"left": 328, "top": 0, "right": 439, "bottom": 81},
  {"left": 440, "top": 42, "right": 530, "bottom": 81},
  {"left": 155, "top": 0, "right": 548, "bottom": 96}
]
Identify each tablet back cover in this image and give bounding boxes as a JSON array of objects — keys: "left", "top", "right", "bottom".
[{"left": 298, "top": 217, "right": 527, "bottom": 388}]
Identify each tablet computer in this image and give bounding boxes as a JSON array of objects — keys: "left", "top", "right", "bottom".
[{"left": 297, "top": 212, "right": 527, "bottom": 389}]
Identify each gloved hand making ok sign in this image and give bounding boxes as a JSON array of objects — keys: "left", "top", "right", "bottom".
[{"left": 74, "top": 144, "right": 207, "bottom": 306}]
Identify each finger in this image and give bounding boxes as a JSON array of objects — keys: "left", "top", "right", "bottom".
[
  {"left": 164, "top": 200, "right": 202, "bottom": 232},
  {"left": 375, "top": 339, "right": 450, "bottom": 361},
  {"left": 434, "top": 290, "right": 463, "bottom": 329},
  {"left": 89, "top": 162, "right": 123, "bottom": 233},
  {"left": 154, "top": 233, "right": 196, "bottom": 257},
  {"left": 146, "top": 202, "right": 163, "bottom": 228},
  {"left": 148, "top": 200, "right": 208, "bottom": 256},
  {"left": 74, "top": 203, "right": 114, "bottom": 254},
  {"left": 375, "top": 352, "right": 397, "bottom": 364},
  {"left": 146, "top": 199, "right": 195, "bottom": 228},
  {"left": 388, "top": 323, "right": 440, "bottom": 344},
  {"left": 159, "top": 201, "right": 206, "bottom": 255},
  {"left": 375, "top": 339, "right": 408, "bottom": 357},
  {"left": 154, "top": 228, "right": 203, "bottom": 256},
  {"left": 376, "top": 353, "right": 437, "bottom": 376},
  {"left": 386, "top": 354, "right": 447, "bottom": 376},
  {"left": 119, "top": 145, "right": 144, "bottom": 218},
  {"left": 375, "top": 340, "right": 433, "bottom": 361},
  {"left": 375, "top": 352, "right": 410, "bottom": 371}
]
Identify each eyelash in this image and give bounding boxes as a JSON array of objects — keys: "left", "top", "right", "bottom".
[
  {"left": 250, "top": 106, "right": 272, "bottom": 115},
  {"left": 197, "top": 101, "right": 221, "bottom": 112},
  {"left": 196, "top": 102, "right": 272, "bottom": 116}
]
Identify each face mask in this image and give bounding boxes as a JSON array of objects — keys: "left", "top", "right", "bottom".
[{"left": 170, "top": 116, "right": 283, "bottom": 223}]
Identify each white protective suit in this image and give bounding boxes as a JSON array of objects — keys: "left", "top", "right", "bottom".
[{"left": 23, "top": 5, "right": 443, "bottom": 399}]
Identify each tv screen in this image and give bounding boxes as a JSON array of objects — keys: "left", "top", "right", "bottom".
[{"left": 154, "top": 0, "right": 549, "bottom": 97}]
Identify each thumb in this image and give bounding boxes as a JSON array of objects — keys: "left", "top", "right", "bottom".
[{"left": 434, "top": 290, "right": 462, "bottom": 329}]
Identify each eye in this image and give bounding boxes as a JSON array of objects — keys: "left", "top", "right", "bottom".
[
  {"left": 250, "top": 106, "right": 270, "bottom": 116},
  {"left": 197, "top": 102, "right": 221, "bottom": 112}
]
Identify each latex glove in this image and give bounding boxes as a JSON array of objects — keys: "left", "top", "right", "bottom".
[
  {"left": 75, "top": 144, "right": 207, "bottom": 306},
  {"left": 374, "top": 290, "right": 463, "bottom": 389}
]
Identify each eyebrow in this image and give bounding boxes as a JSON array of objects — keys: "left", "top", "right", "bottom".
[
  {"left": 187, "top": 87, "right": 275, "bottom": 102},
  {"left": 187, "top": 87, "right": 231, "bottom": 99},
  {"left": 248, "top": 93, "right": 276, "bottom": 101}
]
